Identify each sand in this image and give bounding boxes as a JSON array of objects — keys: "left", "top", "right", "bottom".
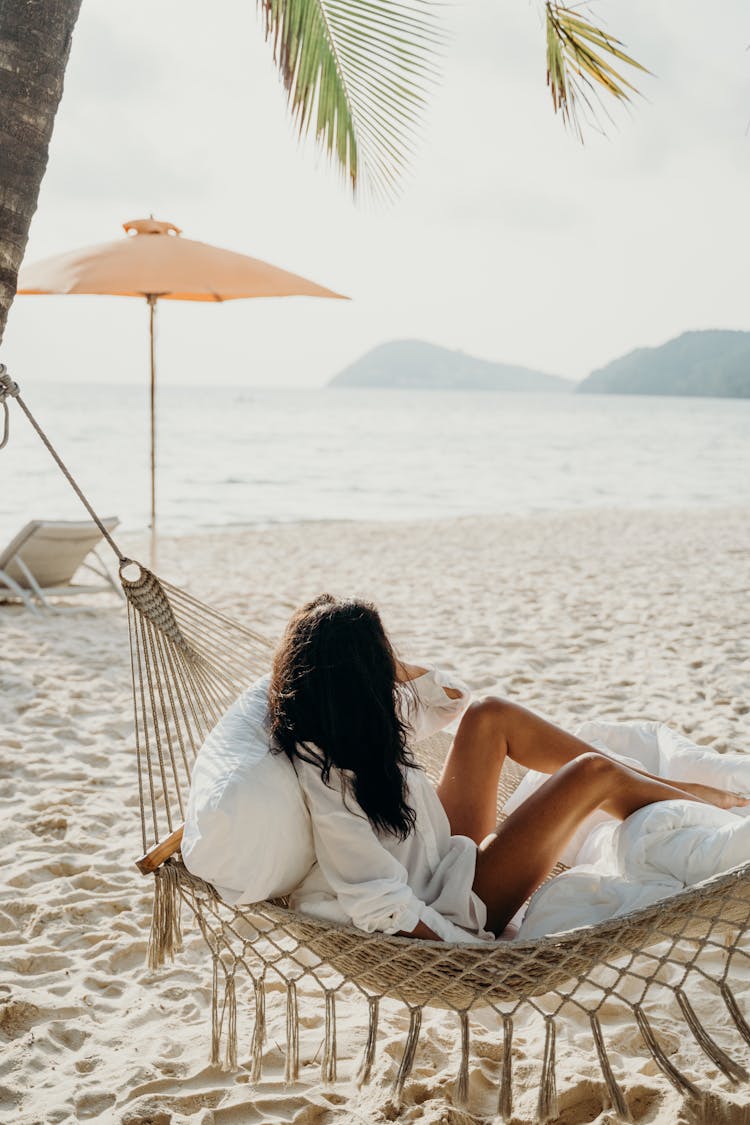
[{"left": 2, "top": 506, "right": 750, "bottom": 1125}]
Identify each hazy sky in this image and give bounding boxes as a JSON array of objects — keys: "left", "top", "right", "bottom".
[{"left": 4, "top": 0, "right": 750, "bottom": 387}]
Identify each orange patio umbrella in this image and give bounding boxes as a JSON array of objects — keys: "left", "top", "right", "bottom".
[{"left": 17, "top": 217, "right": 347, "bottom": 551}]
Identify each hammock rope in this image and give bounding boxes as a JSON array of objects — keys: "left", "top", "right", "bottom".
[
  {"left": 0, "top": 366, "right": 126, "bottom": 560},
  {"left": 3, "top": 367, "right": 750, "bottom": 1120}
]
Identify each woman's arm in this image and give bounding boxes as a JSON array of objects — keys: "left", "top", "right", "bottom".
[
  {"left": 397, "top": 665, "right": 471, "bottom": 743},
  {"left": 396, "top": 660, "right": 463, "bottom": 700}
]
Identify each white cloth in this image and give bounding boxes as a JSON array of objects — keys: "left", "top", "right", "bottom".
[
  {"left": 289, "top": 668, "right": 495, "bottom": 944},
  {"left": 516, "top": 721, "right": 750, "bottom": 939}
]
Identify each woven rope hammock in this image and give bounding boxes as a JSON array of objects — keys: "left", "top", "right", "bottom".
[{"left": 3, "top": 367, "right": 750, "bottom": 1122}]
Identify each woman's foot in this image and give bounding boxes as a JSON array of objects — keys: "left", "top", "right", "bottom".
[{"left": 674, "top": 781, "right": 750, "bottom": 810}]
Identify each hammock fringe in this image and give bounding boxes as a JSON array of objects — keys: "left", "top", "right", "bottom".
[
  {"left": 322, "top": 989, "right": 337, "bottom": 1085},
  {"left": 454, "top": 1010, "right": 470, "bottom": 1107},
  {"left": 590, "top": 1011, "right": 630, "bottom": 1120},
  {"left": 635, "top": 1005, "right": 699, "bottom": 1099},
  {"left": 224, "top": 973, "right": 238, "bottom": 1071},
  {"left": 210, "top": 954, "right": 221, "bottom": 1066},
  {"left": 147, "top": 862, "right": 183, "bottom": 971},
  {"left": 285, "top": 980, "right": 300, "bottom": 1084},
  {"left": 208, "top": 957, "right": 238, "bottom": 1070},
  {"left": 676, "top": 988, "right": 747, "bottom": 1083},
  {"left": 499, "top": 1014, "right": 514, "bottom": 1121},
  {"left": 720, "top": 981, "right": 750, "bottom": 1048},
  {"left": 357, "top": 996, "right": 380, "bottom": 1087},
  {"left": 392, "top": 1007, "right": 422, "bottom": 1104},
  {"left": 251, "top": 975, "right": 266, "bottom": 1084},
  {"left": 537, "top": 1015, "right": 558, "bottom": 1123}
]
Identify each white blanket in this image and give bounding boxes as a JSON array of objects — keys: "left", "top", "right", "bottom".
[{"left": 512, "top": 721, "right": 750, "bottom": 940}]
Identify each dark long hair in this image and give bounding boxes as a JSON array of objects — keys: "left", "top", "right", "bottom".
[{"left": 268, "top": 594, "right": 417, "bottom": 840}]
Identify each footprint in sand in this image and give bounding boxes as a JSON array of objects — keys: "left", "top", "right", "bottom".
[
  {"left": 74, "top": 1089, "right": 117, "bottom": 1119},
  {"left": 6, "top": 951, "right": 70, "bottom": 976},
  {"left": 69, "top": 873, "right": 107, "bottom": 892},
  {"left": 0, "top": 998, "right": 41, "bottom": 1039},
  {"left": 29, "top": 814, "right": 68, "bottom": 838},
  {"left": 74, "top": 1056, "right": 101, "bottom": 1075},
  {"left": 7, "top": 859, "right": 88, "bottom": 888},
  {"left": 153, "top": 1057, "right": 188, "bottom": 1078},
  {"left": 119, "top": 1102, "right": 175, "bottom": 1125},
  {"left": 104, "top": 942, "right": 148, "bottom": 971},
  {"left": 48, "top": 1022, "right": 90, "bottom": 1051},
  {"left": 81, "top": 972, "right": 128, "bottom": 998},
  {"left": 0, "top": 910, "right": 20, "bottom": 935}
]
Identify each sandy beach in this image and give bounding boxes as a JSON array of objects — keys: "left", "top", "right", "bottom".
[{"left": 2, "top": 506, "right": 750, "bottom": 1125}]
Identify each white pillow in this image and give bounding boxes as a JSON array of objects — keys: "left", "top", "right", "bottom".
[{"left": 182, "top": 674, "right": 315, "bottom": 904}]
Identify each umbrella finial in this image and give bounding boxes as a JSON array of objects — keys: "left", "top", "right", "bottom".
[{"left": 124, "top": 218, "right": 182, "bottom": 237}]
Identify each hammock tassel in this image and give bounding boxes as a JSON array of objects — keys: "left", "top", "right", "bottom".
[
  {"left": 676, "top": 988, "right": 747, "bottom": 1083},
  {"left": 210, "top": 954, "right": 221, "bottom": 1066},
  {"left": 453, "top": 1010, "right": 470, "bottom": 1108},
  {"left": 208, "top": 958, "right": 237, "bottom": 1071},
  {"left": 537, "top": 1016, "right": 558, "bottom": 1123},
  {"left": 147, "top": 861, "right": 183, "bottom": 970},
  {"left": 391, "top": 1007, "right": 422, "bottom": 1105},
  {"left": 285, "top": 980, "right": 300, "bottom": 1084},
  {"left": 590, "top": 1012, "right": 630, "bottom": 1120},
  {"left": 634, "top": 1005, "right": 699, "bottom": 1099},
  {"left": 498, "top": 1014, "right": 514, "bottom": 1122},
  {"left": 250, "top": 976, "right": 266, "bottom": 1084},
  {"left": 689, "top": 1091, "right": 741, "bottom": 1125},
  {"left": 223, "top": 972, "right": 238, "bottom": 1071},
  {"left": 322, "top": 989, "right": 337, "bottom": 1085},
  {"left": 357, "top": 996, "right": 379, "bottom": 1087},
  {"left": 720, "top": 981, "right": 750, "bottom": 1048}
]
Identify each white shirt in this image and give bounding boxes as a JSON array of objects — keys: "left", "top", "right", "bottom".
[{"left": 289, "top": 668, "right": 495, "bottom": 944}]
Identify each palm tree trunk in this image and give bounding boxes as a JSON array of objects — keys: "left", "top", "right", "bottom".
[{"left": 0, "top": 0, "right": 82, "bottom": 345}]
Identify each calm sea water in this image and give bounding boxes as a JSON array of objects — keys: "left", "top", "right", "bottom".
[{"left": 1, "top": 383, "right": 748, "bottom": 540}]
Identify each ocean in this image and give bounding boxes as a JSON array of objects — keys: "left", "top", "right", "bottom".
[{"left": 1, "top": 382, "right": 748, "bottom": 540}]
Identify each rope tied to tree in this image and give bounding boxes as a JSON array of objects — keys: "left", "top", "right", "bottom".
[{"left": 0, "top": 365, "right": 20, "bottom": 450}]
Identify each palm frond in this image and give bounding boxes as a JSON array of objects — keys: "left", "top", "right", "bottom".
[
  {"left": 545, "top": 2, "right": 650, "bottom": 139},
  {"left": 259, "top": 0, "right": 443, "bottom": 199}
]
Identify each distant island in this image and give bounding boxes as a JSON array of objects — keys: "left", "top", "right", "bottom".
[
  {"left": 330, "top": 331, "right": 750, "bottom": 399},
  {"left": 578, "top": 330, "right": 750, "bottom": 398},
  {"left": 329, "top": 339, "right": 571, "bottom": 392}
]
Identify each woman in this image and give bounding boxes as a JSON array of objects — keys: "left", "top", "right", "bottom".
[{"left": 269, "top": 594, "right": 748, "bottom": 943}]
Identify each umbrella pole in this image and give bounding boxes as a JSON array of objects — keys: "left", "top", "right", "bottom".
[{"left": 148, "top": 294, "right": 157, "bottom": 567}]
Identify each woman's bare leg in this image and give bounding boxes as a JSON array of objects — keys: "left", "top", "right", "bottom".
[
  {"left": 436, "top": 703, "right": 508, "bottom": 842},
  {"left": 437, "top": 697, "right": 747, "bottom": 843},
  {"left": 436, "top": 696, "right": 602, "bottom": 843},
  {"left": 472, "top": 752, "right": 705, "bottom": 935}
]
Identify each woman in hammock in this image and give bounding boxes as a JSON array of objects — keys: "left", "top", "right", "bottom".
[{"left": 269, "top": 594, "right": 748, "bottom": 943}]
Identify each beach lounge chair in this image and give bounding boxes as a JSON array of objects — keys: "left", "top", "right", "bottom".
[{"left": 0, "top": 518, "right": 122, "bottom": 612}]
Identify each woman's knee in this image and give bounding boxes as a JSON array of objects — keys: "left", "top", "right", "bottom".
[
  {"left": 566, "top": 751, "right": 617, "bottom": 789},
  {"left": 458, "top": 696, "right": 515, "bottom": 741}
]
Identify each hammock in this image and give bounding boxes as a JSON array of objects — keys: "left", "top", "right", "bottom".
[{"left": 3, "top": 367, "right": 750, "bottom": 1122}]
